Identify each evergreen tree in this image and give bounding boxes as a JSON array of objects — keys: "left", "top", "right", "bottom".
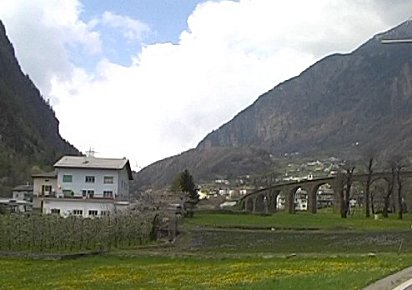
[
  {"left": 171, "top": 169, "right": 198, "bottom": 217},
  {"left": 179, "top": 169, "right": 198, "bottom": 202}
]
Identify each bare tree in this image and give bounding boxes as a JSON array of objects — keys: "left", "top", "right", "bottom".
[
  {"left": 387, "top": 155, "right": 408, "bottom": 219},
  {"left": 395, "top": 160, "right": 408, "bottom": 220},
  {"left": 341, "top": 161, "right": 356, "bottom": 218},
  {"left": 370, "top": 186, "right": 376, "bottom": 215},
  {"left": 382, "top": 165, "right": 396, "bottom": 218},
  {"left": 336, "top": 172, "right": 346, "bottom": 218},
  {"left": 361, "top": 147, "right": 378, "bottom": 218}
]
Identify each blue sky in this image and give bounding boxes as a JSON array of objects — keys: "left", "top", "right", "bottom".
[
  {"left": 0, "top": 0, "right": 411, "bottom": 169},
  {"left": 82, "top": 0, "right": 204, "bottom": 43},
  {"left": 77, "top": 0, "right": 206, "bottom": 67}
]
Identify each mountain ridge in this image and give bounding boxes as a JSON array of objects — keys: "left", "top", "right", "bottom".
[
  {"left": 0, "top": 20, "right": 79, "bottom": 195},
  {"left": 133, "top": 20, "right": 412, "bottom": 190}
]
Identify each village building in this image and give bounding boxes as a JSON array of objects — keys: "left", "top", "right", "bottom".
[
  {"left": 12, "top": 184, "right": 33, "bottom": 202},
  {"left": 32, "top": 155, "right": 133, "bottom": 218},
  {"left": 0, "top": 184, "right": 33, "bottom": 213}
]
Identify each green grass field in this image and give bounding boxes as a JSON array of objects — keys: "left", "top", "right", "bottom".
[
  {"left": 185, "top": 228, "right": 412, "bottom": 253},
  {"left": 184, "top": 211, "right": 412, "bottom": 231},
  {"left": 1, "top": 254, "right": 411, "bottom": 290},
  {"left": 181, "top": 212, "right": 412, "bottom": 254},
  {"left": 2, "top": 211, "right": 412, "bottom": 289}
]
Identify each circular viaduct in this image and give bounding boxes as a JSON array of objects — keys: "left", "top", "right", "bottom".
[{"left": 239, "top": 171, "right": 412, "bottom": 214}]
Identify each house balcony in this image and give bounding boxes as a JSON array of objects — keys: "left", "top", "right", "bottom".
[
  {"left": 43, "top": 193, "right": 116, "bottom": 201},
  {"left": 37, "top": 192, "right": 56, "bottom": 198}
]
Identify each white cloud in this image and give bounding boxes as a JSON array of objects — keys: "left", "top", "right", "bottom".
[
  {"left": 0, "top": 0, "right": 101, "bottom": 99},
  {"left": 1, "top": 0, "right": 412, "bottom": 169},
  {"left": 100, "top": 11, "right": 150, "bottom": 41}
]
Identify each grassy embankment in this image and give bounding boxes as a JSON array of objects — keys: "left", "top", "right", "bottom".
[
  {"left": 183, "top": 211, "right": 412, "bottom": 253},
  {"left": 185, "top": 210, "right": 412, "bottom": 231},
  {"left": 2, "top": 211, "right": 412, "bottom": 289}
]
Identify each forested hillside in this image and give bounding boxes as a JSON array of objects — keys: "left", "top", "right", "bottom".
[{"left": 0, "top": 20, "right": 79, "bottom": 196}]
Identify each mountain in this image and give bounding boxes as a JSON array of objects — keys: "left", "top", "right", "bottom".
[
  {"left": 197, "top": 21, "right": 412, "bottom": 156},
  {"left": 0, "top": 20, "right": 79, "bottom": 196},
  {"left": 134, "top": 20, "right": 412, "bottom": 190}
]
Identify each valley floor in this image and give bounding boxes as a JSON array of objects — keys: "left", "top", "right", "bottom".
[
  {"left": 2, "top": 211, "right": 412, "bottom": 289},
  {"left": 1, "top": 253, "right": 411, "bottom": 290}
]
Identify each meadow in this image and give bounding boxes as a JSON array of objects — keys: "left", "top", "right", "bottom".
[
  {"left": 1, "top": 254, "right": 411, "bottom": 290},
  {"left": 2, "top": 211, "right": 412, "bottom": 289},
  {"left": 184, "top": 211, "right": 412, "bottom": 231}
]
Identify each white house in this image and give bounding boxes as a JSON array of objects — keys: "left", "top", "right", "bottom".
[{"left": 33, "top": 155, "right": 133, "bottom": 218}]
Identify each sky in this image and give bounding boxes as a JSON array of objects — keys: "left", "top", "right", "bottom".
[{"left": 0, "top": 1, "right": 411, "bottom": 170}]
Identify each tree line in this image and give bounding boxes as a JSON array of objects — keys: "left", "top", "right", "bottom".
[{"left": 339, "top": 150, "right": 410, "bottom": 219}]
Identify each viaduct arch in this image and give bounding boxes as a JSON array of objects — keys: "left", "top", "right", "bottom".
[{"left": 239, "top": 171, "right": 412, "bottom": 214}]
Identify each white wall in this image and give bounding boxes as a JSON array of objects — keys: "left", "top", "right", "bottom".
[
  {"left": 33, "top": 177, "right": 57, "bottom": 196},
  {"left": 117, "top": 168, "right": 130, "bottom": 200},
  {"left": 12, "top": 191, "right": 25, "bottom": 200},
  {"left": 42, "top": 199, "right": 115, "bottom": 218},
  {"left": 56, "top": 168, "right": 123, "bottom": 199},
  {"left": 33, "top": 177, "right": 57, "bottom": 209}
]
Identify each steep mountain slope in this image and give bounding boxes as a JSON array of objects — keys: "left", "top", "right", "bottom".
[
  {"left": 134, "top": 21, "right": 412, "bottom": 190},
  {"left": 132, "top": 146, "right": 274, "bottom": 191},
  {"left": 198, "top": 21, "right": 412, "bottom": 155},
  {"left": 0, "top": 21, "right": 79, "bottom": 195}
]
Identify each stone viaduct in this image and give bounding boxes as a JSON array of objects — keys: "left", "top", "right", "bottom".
[{"left": 239, "top": 171, "right": 412, "bottom": 214}]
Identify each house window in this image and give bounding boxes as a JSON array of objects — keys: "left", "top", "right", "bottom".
[
  {"left": 104, "top": 176, "right": 114, "bottom": 184},
  {"left": 87, "top": 190, "right": 94, "bottom": 198},
  {"left": 63, "top": 190, "right": 74, "bottom": 197},
  {"left": 63, "top": 175, "right": 72, "bottom": 182},
  {"left": 101, "top": 210, "right": 110, "bottom": 216},
  {"left": 103, "top": 191, "right": 113, "bottom": 198},
  {"left": 41, "top": 185, "right": 52, "bottom": 195},
  {"left": 51, "top": 208, "right": 60, "bottom": 214},
  {"left": 82, "top": 190, "right": 87, "bottom": 197},
  {"left": 88, "top": 210, "right": 98, "bottom": 216},
  {"left": 85, "top": 176, "right": 95, "bottom": 183},
  {"left": 73, "top": 209, "right": 83, "bottom": 216}
]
